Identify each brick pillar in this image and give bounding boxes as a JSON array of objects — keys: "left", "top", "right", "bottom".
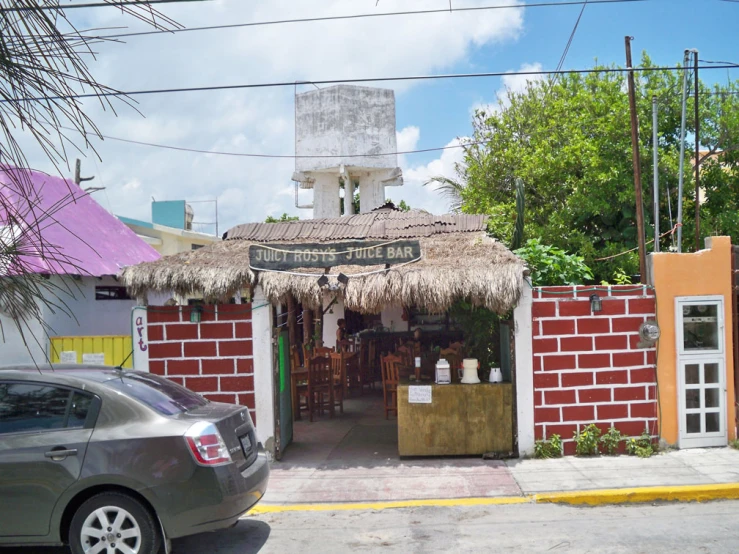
[
  {"left": 147, "top": 304, "right": 257, "bottom": 424},
  {"left": 531, "top": 286, "right": 658, "bottom": 455}
]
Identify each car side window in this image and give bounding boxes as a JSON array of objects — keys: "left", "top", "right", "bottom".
[
  {"left": 68, "top": 391, "right": 93, "bottom": 429},
  {"left": 0, "top": 382, "right": 94, "bottom": 435}
]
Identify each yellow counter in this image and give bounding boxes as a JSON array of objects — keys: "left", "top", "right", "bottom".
[{"left": 397, "top": 382, "right": 513, "bottom": 457}]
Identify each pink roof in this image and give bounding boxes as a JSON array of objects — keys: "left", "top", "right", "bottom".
[{"left": 0, "top": 168, "right": 160, "bottom": 276}]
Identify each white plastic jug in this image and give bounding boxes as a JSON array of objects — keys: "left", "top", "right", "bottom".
[{"left": 460, "top": 358, "right": 480, "bottom": 384}]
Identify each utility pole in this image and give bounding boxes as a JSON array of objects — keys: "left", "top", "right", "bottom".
[
  {"left": 694, "top": 50, "right": 701, "bottom": 251},
  {"left": 676, "top": 49, "right": 692, "bottom": 253},
  {"left": 74, "top": 159, "right": 95, "bottom": 186},
  {"left": 625, "top": 36, "right": 647, "bottom": 283},
  {"left": 652, "top": 96, "right": 659, "bottom": 252}
]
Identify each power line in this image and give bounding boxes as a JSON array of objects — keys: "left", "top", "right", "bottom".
[
  {"left": 5, "top": 64, "right": 736, "bottom": 103},
  {"left": 65, "top": 126, "right": 481, "bottom": 158},
  {"left": 0, "top": 0, "right": 208, "bottom": 12},
  {"left": 555, "top": 0, "right": 588, "bottom": 74},
  {"left": 92, "top": 0, "right": 647, "bottom": 40}
]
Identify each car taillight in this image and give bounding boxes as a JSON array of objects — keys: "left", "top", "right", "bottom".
[{"left": 184, "top": 422, "right": 232, "bottom": 466}]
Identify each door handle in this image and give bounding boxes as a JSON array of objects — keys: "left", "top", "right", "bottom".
[{"left": 45, "top": 448, "right": 78, "bottom": 459}]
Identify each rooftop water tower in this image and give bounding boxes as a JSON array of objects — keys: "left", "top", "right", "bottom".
[{"left": 292, "top": 85, "right": 403, "bottom": 218}]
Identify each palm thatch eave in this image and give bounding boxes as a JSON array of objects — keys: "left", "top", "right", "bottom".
[{"left": 120, "top": 232, "right": 528, "bottom": 314}]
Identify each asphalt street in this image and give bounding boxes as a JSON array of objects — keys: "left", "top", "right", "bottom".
[{"left": 7, "top": 500, "right": 739, "bottom": 554}]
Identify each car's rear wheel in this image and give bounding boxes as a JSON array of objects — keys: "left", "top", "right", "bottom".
[{"left": 69, "top": 492, "right": 161, "bottom": 554}]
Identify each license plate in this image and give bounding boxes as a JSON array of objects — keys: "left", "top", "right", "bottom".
[{"left": 239, "top": 434, "right": 252, "bottom": 454}]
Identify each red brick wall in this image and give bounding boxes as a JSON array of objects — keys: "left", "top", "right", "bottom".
[
  {"left": 532, "top": 286, "right": 658, "bottom": 455},
  {"left": 147, "top": 305, "right": 256, "bottom": 423}
]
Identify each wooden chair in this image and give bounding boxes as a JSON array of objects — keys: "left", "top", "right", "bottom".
[
  {"left": 381, "top": 354, "right": 402, "bottom": 419},
  {"left": 394, "top": 346, "right": 414, "bottom": 381},
  {"left": 448, "top": 341, "right": 466, "bottom": 357},
  {"left": 329, "top": 352, "right": 345, "bottom": 414},
  {"left": 314, "top": 346, "right": 333, "bottom": 358},
  {"left": 307, "top": 355, "right": 334, "bottom": 421},
  {"left": 358, "top": 340, "right": 374, "bottom": 393},
  {"left": 344, "top": 351, "right": 361, "bottom": 396},
  {"left": 368, "top": 339, "right": 380, "bottom": 385},
  {"left": 440, "top": 348, "right": 462, "bottom": 382},
  {"left": 290, "top": 345, "right": 308, "bottom": 421}
]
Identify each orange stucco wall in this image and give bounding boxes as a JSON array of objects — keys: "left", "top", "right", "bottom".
[{"left": 650, "top": 236, "right": 736, "bottom": 446}]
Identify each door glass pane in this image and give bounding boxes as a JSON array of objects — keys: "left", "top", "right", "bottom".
[
  {"left": 705, "top": 363, "right": 719, "bottom": 384},
  {"left": 685, "top": 364, "right": 700, "bottom": 384},
  {"left": 682, "top": 304, "right": 719, "bottom": 351},
  {"left": 685, "top": 389, "right": 701, "bottom": 409},
  {"left": 706, "top": 412, "right": 721, "bottom": 433},
  {"left": 686, "top": 413, "right": 701, "bottom": 434},
  {"left": 705, "top": 388, "right": 720, "bottom": 409},
  {"left": 0, "top": 383, "right": 71, "bottom": 434}
]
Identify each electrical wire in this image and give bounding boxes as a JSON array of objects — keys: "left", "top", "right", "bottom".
[
  {"left": 555, "top": 0, "right": 588, "bottom": 75},
  {"left": 89, "top": 0, "right": 647, "bottom": 40},
  {"left": 63, "top": 126, "right": 486, "bottom": 158},
  {"left": 5, "top": 64, "right": 736, "bottom": 104},
  {"left": 0, "top": 0, "right": 208, "bottom": 12}
]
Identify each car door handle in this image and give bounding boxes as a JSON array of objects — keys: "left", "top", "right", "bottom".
[{"left": 45, "top": 448, "right": 78, "bottom": 459}]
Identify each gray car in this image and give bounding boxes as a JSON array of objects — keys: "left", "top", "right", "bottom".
[{"left": 0, "top": 365, "right": 269, "bottom": 554}]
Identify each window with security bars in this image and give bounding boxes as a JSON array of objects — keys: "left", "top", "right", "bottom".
[{"left": 95, "top": 286, "right": 131, "bottom": 301}]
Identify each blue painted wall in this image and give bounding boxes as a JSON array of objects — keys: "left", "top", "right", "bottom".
[{"left": 152, "top": 200, "right": 186, "bottom": 229}]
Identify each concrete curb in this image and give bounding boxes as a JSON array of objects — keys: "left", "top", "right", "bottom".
[
  {"left": 534, "top": 483, "right": 739, "bottom": 506},
  {"left": 249, "top": 483, "right": 739, "bottom": 514}
]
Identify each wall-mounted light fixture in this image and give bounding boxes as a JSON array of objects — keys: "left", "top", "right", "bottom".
[
  {"left": 337, "top": 273, "right": 349, "bottom": 285},
  {"left": 190, "top": 305, "right": 203, "bottom": 323},
  {"left": 589, "top": 294, "right": 602, "bottom": 313}
]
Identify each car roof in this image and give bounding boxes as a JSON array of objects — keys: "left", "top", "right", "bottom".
[{"left": 0, "top": 365, "right": 141, "bottom": 385}]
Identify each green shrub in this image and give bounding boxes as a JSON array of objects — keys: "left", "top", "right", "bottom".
[
  {"left": 534, "top": 434, "right": 563, "bottom": 459},
  {"left": 513, "top": 238, "right": 593, "bottom": 286},
  {"left": 600, "top": 426, "right": 624, "bottom": 455},
  {"left": 573, "top": 424, "right": 601, "bottom": 456},
  {"left": 626, "top": 430, "right": 655, "bottom": 458}
]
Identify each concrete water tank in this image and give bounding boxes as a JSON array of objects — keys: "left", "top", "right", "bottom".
[{"left": 295, "top": 85, "right": 398, "bottom": 173}]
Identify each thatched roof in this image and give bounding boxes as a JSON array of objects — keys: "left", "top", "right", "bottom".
[{"left": 121, "top": 213, "right": 528, "bottom": 314}]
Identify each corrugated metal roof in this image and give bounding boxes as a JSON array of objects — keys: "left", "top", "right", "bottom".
[{"left": 225, "top": 211, "right": 488, "bottom": 242}]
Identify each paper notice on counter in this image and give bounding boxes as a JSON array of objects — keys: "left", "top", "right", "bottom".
[
  {"left": 59, "top": 351, "right": 77, "bottom": 364},
  {"left": 408, "top": 385, "right": 432, "bottom": 404},
  {"left": 82, "top": 353, "right": 105, "bottom": 365}
]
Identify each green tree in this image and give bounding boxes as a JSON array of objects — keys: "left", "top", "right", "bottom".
[
  {"left": 265, "top": 213, "right": 300, "bottom": 223},
  {"left": 0, "top": 1, "right": 180, "bottom": 356},
  {"left": 441, "top": 54, "right": 739, "bottom": 281}
]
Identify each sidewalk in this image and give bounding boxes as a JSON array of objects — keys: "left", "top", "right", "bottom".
[
  {"left": 259, "top": 394, "right": 739, "bottom": 509},
  {"left": 262, "top": 446, "right": 739, "bottom": 507}
]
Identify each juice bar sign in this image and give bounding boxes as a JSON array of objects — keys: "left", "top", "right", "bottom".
[{"left": 249, "top": 240, "right": 421, "bottom": 270}]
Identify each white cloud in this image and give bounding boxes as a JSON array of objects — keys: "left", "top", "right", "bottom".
[
  {"left": 471, "top": 61, "right": 544, "bottom": 115},
  {"left": 18, "top": 0, "right": 526, "bottom": 232},
  {"left": 393, "top": 130, "right": 467, "bottom": 214}
]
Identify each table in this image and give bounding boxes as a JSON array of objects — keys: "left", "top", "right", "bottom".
[{"left": 397, "top": 382, "right": 513, "bottom": 456}]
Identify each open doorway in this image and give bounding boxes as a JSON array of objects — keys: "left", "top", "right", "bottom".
[{"left": 275, "top": 297, "right": 514, "bottom": 467}]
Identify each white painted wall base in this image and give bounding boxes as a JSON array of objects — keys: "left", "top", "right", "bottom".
[
  {"left": 252, "top": 286, "right": 276, "bottom": 457},
  {"left": 381, "top": 305, "right": 408, "bottom": 333},
  {"left": 322, "top": 295, "right": 345, "bottom": 350},
  {"left": 514, "top": 283, "right": 535, "bottom": 457}
]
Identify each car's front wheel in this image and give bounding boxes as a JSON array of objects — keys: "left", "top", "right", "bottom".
[{"left": 69, "top": 492, "right": 162, "bottom": 554}]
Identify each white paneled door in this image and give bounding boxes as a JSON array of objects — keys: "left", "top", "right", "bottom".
[{"left": 676, "top": 296, "right": 727, "bottom": 448}]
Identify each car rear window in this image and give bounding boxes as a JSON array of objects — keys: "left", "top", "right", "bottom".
[{"left": 105, "top": 372, "right": 208, "bottom": 416}]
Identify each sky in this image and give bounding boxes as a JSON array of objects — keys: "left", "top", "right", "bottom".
[{"left": 17, "top": 0, "right": 739, "bottom": 236}]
